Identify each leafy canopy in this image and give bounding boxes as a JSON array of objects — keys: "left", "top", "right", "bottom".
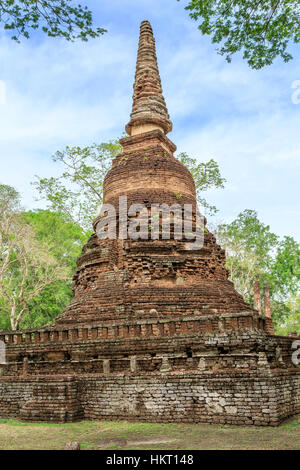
[
  {"left": 23, "top": 209, "right": 87, "bottom": 272},
  {"left": 275, "top": 295, "right": 300, "bottom": 335},
  {"left": 270, "top": 235, "right": 300, "bottom": 298},
  {"left": 20, "top": 210, "right": 88, "bottom": 329},
  {"left": 182, "top": 0, "right": 300, "bottom": 69},
  {"left": 215, "top": 209, "right": 300, "bottom": 329},
  {"left": 217, "top": 208, "right": 279, "bottom": 275},
  {"left": 0, "top": 186, "right": 69, "bottom": 330},
  {"left": 0, "top": 0, "right": 106, "bottom": 41},
  {"left": 0, "top": 183, "right": 21, "bottom": 216},
  {"left": 33, "top": 141, "right": 122, "bottom": 233},
  {"left": 0, "top": 190, "right": 88, "bottom": 329}
]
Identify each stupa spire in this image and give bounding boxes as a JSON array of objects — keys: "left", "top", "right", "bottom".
[{"left": 125, "top": 20, "right": 172, "bottom": 136}]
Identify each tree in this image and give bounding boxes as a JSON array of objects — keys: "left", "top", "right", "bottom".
[
  {"left": 18, "top": 280, "right": 72, "bottom": 329},
  {"left": 275, "top": 295, "right": 300, "bottom": 335},
  {"left": 19, "top": 210, "right": 88, "bottom": 329},
  {"left": 0, "top": 183, "right": 20, "bottom": 211},
  {"left": 23, "top": 209, "right": 87, "bottom": 271},
  {"left": 215, "top": 209, "right": 300, "bottom": 329},
  {"left": 0, "top": 185, "right": 68, "bottom": 330},
  {"left": 182, "top": 0, "right": 300, "bottom": 69},
  {"left": 270, "top": 235, "right": 300, "bottom": 298},
  {"left": 215, "top": 209, "right": 278, "bottom": 304},
  {"left": 33, "top": 141, "right": 226, "bottom": 233},
  {"left": 0, "top": 184, "right": 23, "bottom": 291},
  {"left": 0, "top": 222, "right": 67, "bottom": 330},
  {"left": 216, "top": 209, "right": 278, "bottom": 279},
  {"left": 0, "top": 0, "right": 106, "bottom": 41},
  {"left": 33, "top": 141, "right": 122, "bottom": 234}
]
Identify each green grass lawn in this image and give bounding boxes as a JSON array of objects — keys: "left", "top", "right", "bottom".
[{"left": 0, "top": 417, "right": 299, "bottom": 450}]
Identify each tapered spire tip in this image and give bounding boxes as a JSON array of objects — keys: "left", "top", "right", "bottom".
[{"left": 125, "top": 21, "right": 172, "bottom": 136}]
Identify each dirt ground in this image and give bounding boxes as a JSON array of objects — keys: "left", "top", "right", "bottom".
[{"left": 0, "top": 417, "right": 299, "bottom": 450}]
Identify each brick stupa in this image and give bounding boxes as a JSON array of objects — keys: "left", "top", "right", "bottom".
[{"left": 0, "top": 21, "right": 299, "bottom": 425}]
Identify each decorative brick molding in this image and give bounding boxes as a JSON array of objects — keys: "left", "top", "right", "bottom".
[{"left": 0, "top": 20, "right": 298, "bottom": 425}]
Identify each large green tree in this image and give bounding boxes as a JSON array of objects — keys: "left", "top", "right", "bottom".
[
  {"left": 0, "top": 186, "right": 68, "bottom": 330},
  {"left": 270, "top": 235, "right": 300, "bottom": 298},
  {"left": 215, "top": 209, "right": 300, "bottom": 330},
  {"left": 0, "top": 0, "right": 105, "bottom": 41},
  {"left": 20, "top": 209, "right": 87, "bottom": 329},
  {"left": 275, "top": 295, "right": 300, "bottom": 335},
  {"left": 23, "top": 209, "right": 87, "bottom": 272},
  {"left": 182, "top": 0, "right": 300, "bottom": 68},
  {"left": 33, "top": 141, "right": 122, "bottom": 234}
]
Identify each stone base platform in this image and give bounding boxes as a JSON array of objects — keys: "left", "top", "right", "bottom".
[
  {"left": 0, "top": 369, "right": 299, "bottom": 426},
  {"left": 0, "top": 323, "right": 299, "bottom": 426}
]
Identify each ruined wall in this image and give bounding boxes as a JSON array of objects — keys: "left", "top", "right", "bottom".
[
  {"left": 55, "top": 126, "right": 263, "bottom": 328},
  {"left": 81, "top": 371, "right": 300, "bottom": 426},
  {"left": 0, "top": 324, "right": 281, "bottom": 378},
  {"left": 0, "top": 371, "right": 299, "bottom": 426},
  {"left": 0, "top": 326, "right": 299, "bottom": 425},
  {"left": 0, "top": 376, "right": 82, "bottom": 422},
  {"left": 0, "top": 20, "right": 295, "bottom": 428}
]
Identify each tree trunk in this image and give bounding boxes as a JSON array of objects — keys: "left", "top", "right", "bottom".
[{"left": 10, "top": 304, "right": 17, "bottom": 330}]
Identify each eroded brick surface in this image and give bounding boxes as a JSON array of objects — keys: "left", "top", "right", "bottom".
[{"left": 0, "top": 20, "right": 299, "bottom": 425}]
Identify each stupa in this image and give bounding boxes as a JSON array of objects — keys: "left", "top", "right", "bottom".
[{"left": 0, "top": 21, "right": 299, "bottom": 426}]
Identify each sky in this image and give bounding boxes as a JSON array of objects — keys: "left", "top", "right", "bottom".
[{"left": 0, "top": 0, "right": 299, "bottom": 241}]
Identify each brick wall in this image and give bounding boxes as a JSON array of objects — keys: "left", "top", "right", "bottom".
[{"left": 0, "top": 370, "right": 299, "bottom": 426}]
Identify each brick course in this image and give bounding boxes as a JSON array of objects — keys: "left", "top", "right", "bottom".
[{"left": 0, "top": 20, "right": 299, "bottom": 425}]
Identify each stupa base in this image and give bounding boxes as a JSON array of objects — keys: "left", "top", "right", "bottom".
[{"left": 0, "top": 326, "right": 299, "bottom": 426}]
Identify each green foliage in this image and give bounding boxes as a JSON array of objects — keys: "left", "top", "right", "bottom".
[
  {"left": 274, "top": 295, "right": 300, "bottom": 334},
  {"left": 0, "top": 183, "right": 21, "bottom": 211},
  {"left": 0, "top": 280, "right": 72, "bottom": 330},
  {"left": 33, "top": 141, "right": 122, "bottom": 233},
  {"left": 215, "top": 209, "right": 300, "bottom": 327},
  {"left": 183, "top": 0, "right": 300, "bottom": 68},
  {"left": 0, "top": 296, "right": 11, "bottom": 330},
  {"left": 270, "top": 235, "right": 300, "bottom": 298},
  {"left": 23, "top": 209, "right": 87, "bottom": 271},
  {"left": 19, "top": 280, "right": 72, "bottom": 329},
  {"left": 217, "top": 209, "right": 278, "bottom": 276},
  {"left": 0, "top": 219, "right": 67, "bottom": 330},
  {"left": 0, "top": 0, "right": 106, "bottom": 41},
  {"left": 0, "top": 186, "right": 86, "bottom": 329},
  {"left": 18, "top": 209, "right": 88, "bottom": 329},
  {"left": 176, "top": 152, "right": 226, "bottom": 214},
  {"left": 35, "top": 142, "right": 224, "bottom": 230}
]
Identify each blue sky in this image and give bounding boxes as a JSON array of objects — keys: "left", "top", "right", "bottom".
[{"left": 0, "top": 0, "right": 299, "bottom": 240}]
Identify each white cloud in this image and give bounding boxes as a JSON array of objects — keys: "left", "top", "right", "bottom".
[{"left": 0, "top": 0, "right": 299, "bottom": 241}]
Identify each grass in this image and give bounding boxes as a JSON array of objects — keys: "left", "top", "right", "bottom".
[{"left": 0, "top": 417, "right": 299, "bottom": 450}]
